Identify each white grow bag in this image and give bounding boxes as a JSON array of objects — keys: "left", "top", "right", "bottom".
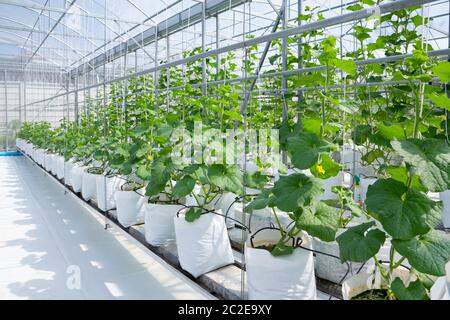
[
  {"left": 359, "top": 177, "right": 377, "bottom": 203},
  {"left": 44, "top": 153, "right": 55, "bottom": 172},
  {"left": 95, "top": 175, "right": 123, "bottom": 211},
  {"left": 55, "top": 155, "right": 65, "bottom": 179},
  {"left": 26, "top": 143, "right": 33, "bottom": 156},
  {"left": 34, "top": 149, "right": 44, "bottom": 165},
  {"left": 50, "top": 154, "right": 59, "bottom": 175},
  {"left": 81, "top": 170, "right": 98, "bottom": 202},
  {"left": 115, "top": 190, "right": 146, "bottom": 227},
  {"left": 313, "top": 232, "right": 368, "bottom": 284},
  {"left": 70, "top": 165, "right": 85, "bottom": 193},
  {"left": 246, "top": 230, "right": 316, "bottom": 300},
  {"left": 144, "top": 203, "right": 184, "bottom": 246},
  {"left": 215, "top": 192, "right": 239, "bottom": 229},
  {"left": 174, "top": 209, "right": 234, "bottom": 278},
  {"left": 440, "top": 190, "right": 450, "bottom": 228},
  {"left": 64, "top": 160, "right": 76, "bottom": 186},
  {"left": 342, "top": 265, "right": 412, "bottom": 300},
  {"left": 320, "top": 172, "right": 344, "bottom": 200},
  {"left": 430, "top": 276, "right": 450, "bottom": 300}
]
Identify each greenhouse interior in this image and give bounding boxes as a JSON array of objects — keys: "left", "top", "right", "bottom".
[{"left": 0, "top": 0, "right": 449, "bottom": 302}]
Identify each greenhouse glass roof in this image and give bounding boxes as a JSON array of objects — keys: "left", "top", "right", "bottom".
[{"left": 0, "top": 0, "right": 448, "bottom": 74}]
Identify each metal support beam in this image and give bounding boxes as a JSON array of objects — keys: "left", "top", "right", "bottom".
[
  {"left": 239, "top": 1, "right": 284, "bottom": 115},
  {"left": 0, "top": 0, "right": 153, "bottom": 25},
  {"left": 70, "top": 0, "right": 250, "bottom": 78},
  {"left": 21, "top": 0, "right": 445, "bottom": 109},
  {"left": 24, "top": 0, "right": 77, "bottom": 68}
]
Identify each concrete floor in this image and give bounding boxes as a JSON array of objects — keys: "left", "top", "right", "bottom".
[{"left": 0, "top": 156, "right": 213, "bottom": 300}]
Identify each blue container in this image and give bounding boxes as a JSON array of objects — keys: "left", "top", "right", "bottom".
[{"left": 0, "top": 151, "right": 22, "bottom": 157}]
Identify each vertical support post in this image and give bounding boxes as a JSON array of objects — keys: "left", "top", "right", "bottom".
[
  {"left": 23, "top": 73, "right": 27, "bottom": 123},
  {"left": 122, "top": 44, "right": 128, "bottom": 125},
  {"left": 166, "top": 35, "right": 170, "bottom": 112},
  {"left": 18, "top": 82, "right": 22, "bottom": 127},
  {"left": 201, "top": 1, "right": 207, "bottom": 103},
  {"left": 103, "top": 0, "right": 109, "bottom": 230},
  {"left": 281, "top": 0, "right": 288, "bottom": 122},
  {"left": 297, "top": 0, "right": 303, "bottom": 130},
  {"left": 4, "top": 69, "right": 8, "bottom": 151},
  {"left": 65, "top": 74, "right": 70, "bottom": 122},
  {"left": 216, "top": 15, "right": 220, "bottom": 77},
  {"left": 154, "top": 27, "right": 159, "bottom": 110},
  {"left": 75, "top": 76, "right": 79, "bottom": 124},
  {"left": 446, "top": 0, "right": 449, "bottom": 143}
]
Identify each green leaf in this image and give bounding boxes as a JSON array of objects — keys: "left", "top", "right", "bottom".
[
  {"left": 185, "top": 207, "right": 203, "bottom": 223},
  {"left": 431, "top": 61, "right": 450, "bottom": 82},
  {"left": 286, "top": 132, "right": 334, "bottom": 169},
  {"left": 271, "top": 242, "right": 294, "bottom": 257},
  {"left": 427, "top": 93, "right": 450, "bottom": 111},
  {"left": 310, "top": 153, "right": 341, "bottom": 179},
  {"left": 272, "top": 173, "right": 323, "bottom": 212},
  {"left": 145, "top": 160, "right": 171, "bottom": 196},
  {"left": 136, "top": 164, "right": 151, "bottom": 180},
  {"left": 244, "top": 171, "right": 269, "bottom": 189},
  {"left": 366, "top": 179, "right": 442, "bottom": 240},
  {"left": 336, "top": 222, "right": 386, "bottom": 263},
  {"left": 296, "top": 202, "right": 341, "bottom": 242},
  {"left": 392, "top": 231, "right": 450, "bottom": 276},
  {"left": 346, "top": 4, "right": 363, "bottom": 11},
  {"left": 386, "top": 166, "right": 426, "bottom": 192},
  {"left": 411, "top": 15, "right": 425, "bottom": 28},
  {"left": 377, "top": 122, "right": 406, "bottom": 140},
  {"left": 223, "top": 110, "right": 244, "bottom": 122},
  {"left": 133, "top": 125, "right": 151, "bottom": 136},
  {"left": 361, "top": 149, "right": 384, "bottom": 165},
  {"left": 352, "top": 125, "right": 372, "bottom": 145},
  {"left": 337, "top": 101, "right": 359, "bottom": 114},
  {"left": 391, "top": 278, "right": 429, "bottom": 300},
  {"left": 391, "top": 139, "right": 450, "bottom": 192},
  {"left": 207, "top": 164, "right": 244, "bottom": 195},
  {"left": 332, "top": 58, "right": 357, "bottom": 75},
  {"left": 136, "top": 146, "right": 151, "bottom": 158},
  {"left": 173, "top": 176, "right": 195, "bottom": 199},
  {"left": 244, "top": 189, "right": 274, "bottom": 213}
]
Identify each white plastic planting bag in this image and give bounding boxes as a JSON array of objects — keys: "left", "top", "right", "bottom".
[
  {"left": 440, "top": 190, "right": 450, "bottom": 228},
  {"left": 96, "top": 175, "right": 123, "bottom": 211},
  {"left": 35, "top": 149, "right": 44, "bottom": 165},
  {"left": 313, "top": 234, "right": 368, "bottom": 284},
  {"left": 342, "top": 265, "right": 412, "bottom": 300},
  {"left": 320, "top": 172, "right": 343, "bottom": 200},
  {"left": 430, "top": 277, "right": 449, "bottom": 300},
  {"left": 360, "top": 177, "right": 377, "bottom": 203},
  {"left": 50, "top": 154, "right": 59, "bottom": 175},
  {"left": 55, "top": 155, "right": 65, "bottom": 179},
  {"left": 64, "top": 161, "right": 76, "bottom": 186},
  {"left": 81, "top": 170, "right": 98, "bottom": 201},
  {"left": 246, "top": 230, "right": 317, "bottom": 300},
  {"left": 115, "top": 190, "right": 146, "bottom": 227},
  {"left": 215, "top": 192, "right": 239, "bottom": 229},
  {"left": 174, "top": 209, "right": 234, "bottom": 278},
  {"left": 144, "top": 203, "right": 184, "bottom": 246},
  {"left": 44, "top": 153, "right": 54, "bottom": 172},
  {"left": 71, "top": 165, "right": 85, "bottom": 193}
]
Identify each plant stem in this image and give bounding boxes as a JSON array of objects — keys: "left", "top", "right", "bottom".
[{"left": 272, "top": 208, "right": 286, "bottom": 236}]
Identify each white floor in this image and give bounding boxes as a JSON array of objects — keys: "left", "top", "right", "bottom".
[{"left": 0, "top": 156, "right": 213, "bottom": 300}]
